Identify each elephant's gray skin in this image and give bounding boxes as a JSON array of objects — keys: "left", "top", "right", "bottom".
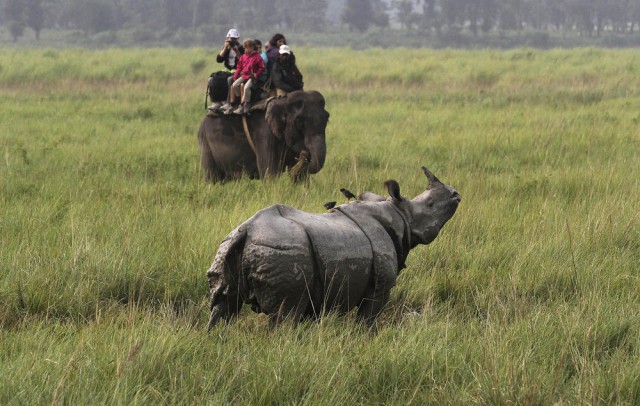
[
  {"left": 206, "top": 166, "right": 461, "bottom": 329},
  {"left": 197, "top": 90, "right": 329, "bottom": 182}
]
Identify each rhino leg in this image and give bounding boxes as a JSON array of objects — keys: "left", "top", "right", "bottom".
[
  {"left": 268, "top": 294, "right": 311, "bottom": 327},
  {"left": 208, "top": 297, "right": 242, "bottom": 330},
  {"left": 207, "top": 229, "right": 247, "bottom": 330},
  {"left": 357, "top": 289, "right": 390, "bottom": 326},
  {"left": 357, "top": 271, "right": 395, "bottom": 326},
  {"left": 246, "top": 245, "right": 315, "bottom": 325},
  {"left": 208, "top": 283, "right": 244, "bottom": 330}
]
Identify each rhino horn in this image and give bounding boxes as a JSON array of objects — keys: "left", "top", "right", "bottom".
[{"left": 422, "top": 166, "right": 442, "bottom": 189}]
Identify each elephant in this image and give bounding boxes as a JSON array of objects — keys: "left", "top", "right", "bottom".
[
  {"left": 206, "top": 166, "right": 461, "bottom": 329},
  {"left": 197, "top": 90, "right": 329, "bottom": 183}
]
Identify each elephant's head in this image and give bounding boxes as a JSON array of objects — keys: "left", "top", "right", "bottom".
[
  {"left": 265, "top": 91, "right": 330, "bottom": 174},
  {"left": 378, "top": 167, "right": 461, "bottom": 248}
]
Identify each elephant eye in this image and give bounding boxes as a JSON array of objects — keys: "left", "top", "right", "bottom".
[{"left": 426, "top": 197, "right": 434, "bottom": 207}]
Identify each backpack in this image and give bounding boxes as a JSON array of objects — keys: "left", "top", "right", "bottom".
[{"left": 206, "top": 71, "right": 233, "bottom": 106}]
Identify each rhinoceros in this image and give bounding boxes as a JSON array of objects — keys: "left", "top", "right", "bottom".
[{"left": 206, "top": 166, "right": 461, "bottom": 329}]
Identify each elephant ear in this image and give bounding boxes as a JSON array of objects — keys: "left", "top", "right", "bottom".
[
  {"left": 284, "top": 99, "right": 305, "bottom": 147},
  {"left": 266, "top": 99, "right": 287, "bottom": 139}
]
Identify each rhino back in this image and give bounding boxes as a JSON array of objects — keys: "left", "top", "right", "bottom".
[
  {"left": 245, "top": 205, "right": 376, "bottom": 312},
  {"left": 277, "top": 205, "right": 394, "bottom": 311}
]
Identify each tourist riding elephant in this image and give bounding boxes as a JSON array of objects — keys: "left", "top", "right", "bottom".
[
  {"left": 197, "top": 90, "right": 329, "bottom": 183},
  {"left": 206, "top": 166, "right": 461, "bottom": 329}
]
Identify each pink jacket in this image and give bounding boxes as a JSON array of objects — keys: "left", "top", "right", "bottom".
[{"left": 233, "top": 52, "right": 266, "bottom": 81}]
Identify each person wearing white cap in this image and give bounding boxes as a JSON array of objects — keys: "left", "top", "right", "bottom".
[
  {"left": 217, "top": 29, "right": 243, "bottom": 71},
  {"left": 210, "top": 28, "right": 245, "bottom": 111},
  {"left": 270, "top": 44, "right": 304, "bottom": 96}
]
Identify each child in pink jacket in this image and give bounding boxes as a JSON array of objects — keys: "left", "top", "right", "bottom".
[{"left": 222, "top": 39, "right": 266, "bottom": 115}]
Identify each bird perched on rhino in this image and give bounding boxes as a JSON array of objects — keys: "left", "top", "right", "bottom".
[
  {"left": 340, "top": 188, "right": 357, "bottom": 202},
  {"left": 323, "top": 201, "right": 337, "bottom": 211}
]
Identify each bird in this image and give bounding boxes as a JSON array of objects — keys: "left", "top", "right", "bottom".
[
  {"left": 323, "top": 201, "right": 337, "bottom": 211},
  {"left": 340, "top": 188, "right": 357, "bottom": 201}
]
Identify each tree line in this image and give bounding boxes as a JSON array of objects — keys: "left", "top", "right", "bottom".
[{"left": 2, "top": 0, "right": 640, "bottom": 44}]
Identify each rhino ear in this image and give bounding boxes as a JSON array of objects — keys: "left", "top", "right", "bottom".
[
  {"left": 266, "top": 99, "right": 287, "bottom": 139},
  {"left": 422, "top": 166, "right": 441, "bottom": 189},
  {"left": 384, "top": 180, "right": 403, "bottom": 202}
]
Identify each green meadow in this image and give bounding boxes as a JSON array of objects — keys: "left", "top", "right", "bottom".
[{"left": 1, "top": 46, "right": 639, "bottom": 404}]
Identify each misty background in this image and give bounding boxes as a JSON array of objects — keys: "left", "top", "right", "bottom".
[{"left": 2, "top": 0, "right": 640, "bottom": 48}]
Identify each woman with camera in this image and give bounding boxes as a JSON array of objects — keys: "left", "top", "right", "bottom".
[
  {"left": 217, "top": 28, "right": 244, "bottom": 71},
  {"left": 209, "top": 29, "right": 245, "bottom": 111}
]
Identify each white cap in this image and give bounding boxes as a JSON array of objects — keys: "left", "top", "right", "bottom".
[
  {"left": 226, "top": 29, "right": 239, "bottom": 38},
  {"left": 279, "top": 45, "right": 291, "bottom": 54}
]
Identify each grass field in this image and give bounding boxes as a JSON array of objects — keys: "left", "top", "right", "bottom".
[{"left": 1, "top": 46, "right": 639, "bottom": 404}]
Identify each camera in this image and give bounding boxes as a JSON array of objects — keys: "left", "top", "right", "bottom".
[{"left": 228, "top": 39, "right": 238, "bottom": 47}]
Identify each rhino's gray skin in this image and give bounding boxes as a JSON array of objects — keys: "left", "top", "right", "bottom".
[{"left": 207, "top": 166, "right": 461, "bottom": 329}]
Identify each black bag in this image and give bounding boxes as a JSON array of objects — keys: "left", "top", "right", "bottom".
[{"left": 207, "top": 71, "right": 233, "bottom": 103}]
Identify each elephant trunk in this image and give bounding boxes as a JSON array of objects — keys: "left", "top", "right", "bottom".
[{"left": 305, "top": 136, "right": 326, "bottom": 174}]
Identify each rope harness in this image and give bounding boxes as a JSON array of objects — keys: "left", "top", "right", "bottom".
[
  {"left": 240, "top": 96, "right": 280, "bottom": 160},
  {"left": 241, "top": 115, "right": 257, "bottom": 156}
]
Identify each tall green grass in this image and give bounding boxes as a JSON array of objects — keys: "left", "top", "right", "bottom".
[{"left": 1, "top": 47, "right": 639, "bottom": 404}]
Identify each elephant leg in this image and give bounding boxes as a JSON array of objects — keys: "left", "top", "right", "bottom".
[
  {"left": 200, "top": 140, "right": 223, "bottom": 182},
  {"left": 256, "top": 152, "right": 276, "bottom": 179},
  {"left": 254, "top": 135, "right": 285, "bottom": 179}
]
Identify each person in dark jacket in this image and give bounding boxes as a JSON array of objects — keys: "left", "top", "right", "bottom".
[
  {"left": 266, "top": 33, "right": 286, "bottom": 64},
  {"left": 216, "top": 28, "right": 244, "bottom": 71},
  {"left": 271, "top": 45, "right": 304, "bottom": 96},
  {"left": 210, "top": 28, "right": 245, "bottom": 110}
]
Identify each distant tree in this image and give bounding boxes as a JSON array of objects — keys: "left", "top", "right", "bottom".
[
  {"left": 416, "top": 0, "right": 440, "bottom": 33},
  {"left": 566, "top": 0, "right": 596, "bottom": 37},
  {"left": 369, "top": 0, "right": 389, "bottom": 29},
  {"left": 120, "top": 0, "right": 166, "bottom": 28},
  {"left": 192, "top": 0, "right": 214, "bottom": 28},
  {"left": 8, "top": 19, "right": 25, "bottom": 41},
  {"left": 3, "top": 0, "right": 24, "bottom": 21},
  {"left": 440, "top": 0, "right": 468, "bottom": 31},
  {"left": 164, "top": 0, "right": 191, "bottom": 31},
  {"left": 342, "top": 0, "right": 374, "bottom": 32},
  {"left": 25, "top": 0, "right": 45, "bottom": 40},
  {"left": 468, "top": 0, "right": 497, "bottom": 35},
  {"left": 275, "top": 0, "right": 328, "bottom": 32},
  {"left": 246, "top": 0, "right": 278, "bottom": 31},
  {"left": 64, "top": 0, "right": 116, "bottom": 34},
  {"left": 542, "top": 0, "right": 567, "bottom": 31},
  {"left": 3, "top": 0, "right": 25, "bottom": 41},
  {"left": 394, "top": 0, "right": 419, "bottom": 30},
  {"left": 497, "top": 0, "right": 522, "bottom": 31}
]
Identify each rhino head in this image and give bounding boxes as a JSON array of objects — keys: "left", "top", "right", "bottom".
[
  {"left": 362, "top": 166, "right": 461, "bottom": 248},
  {"left": 407, "top": 166, "right": 461, "bottom": 246}
]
